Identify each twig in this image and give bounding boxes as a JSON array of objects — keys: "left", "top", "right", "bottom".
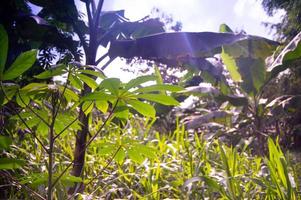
[{"left": 17, "top": 91, "right": 50, "bottom": 127}]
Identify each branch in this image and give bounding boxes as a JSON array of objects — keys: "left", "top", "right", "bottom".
[
  {"left": 95, "top": 52, "right": 109, "bottom": 65},
  {"left": 101, "top": 57, "right": 115, "bottom": 70},
  {"left": 91, "top": 0, "right": 96, "bottom": 15},
  {"left": 85, "top": 1, "right": 93, "bottom": 32},
  {"left": 93, "top": 0, "right": 104, "bottom": 30},
  {"left": 53, "top": 101, "right": 94, "bottom": 141}
]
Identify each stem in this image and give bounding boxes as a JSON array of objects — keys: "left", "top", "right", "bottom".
[
  {"left": 51, "top": 100, "right": 119, "bottom": 188},
  {"left": 47, "top": 93, "right": 57, "bottom": 200}
]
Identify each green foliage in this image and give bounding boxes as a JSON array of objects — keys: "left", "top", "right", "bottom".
[{"left": 1, "top": 3, "right": 301, "bottom": 199}]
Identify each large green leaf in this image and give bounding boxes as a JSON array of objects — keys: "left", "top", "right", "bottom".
[
  {"left": 221, "top": 48, "right": 242, "bottom": 81},
  {"left": 78, "top": 69, "right": 106, "bottom": 79},
  {"left": 0, "top": 24, "right": 8, "bottom": 74},
  {"left": 136, "top": 93, "right": 179, "bottom": 106},
  {"left": 81, "top": 91, "right": 113, "bottom": 102},
  {"left": 219, "top": 24, "right": 278, "bottom": 95},
  {"left": 124, "top": 75, "right": 157, "bottom": 90},
  {"left": 77, "top": 74, "right": 98, "bottom": 90},
  {"left": 237, "top": 57, "right": 266, "bottom": 94},
  {"left": 109, "top": 32, "right": 247, "bottom": 61},
  {"left": 127, "top": 99, "right": 156, "bottom": 117},
  {"left": 99, "top": 78, "right": 121, "bottom": 95},
  {"left": 3, "top": 50, "right": 37, "bottom": 80},
  {"left": 34, "top": 64, "right": 66, "bottom": 79}
]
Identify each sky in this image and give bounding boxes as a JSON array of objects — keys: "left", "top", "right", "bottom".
[{"left": 97, "top": 0, "right": 285, "bottom": 81}]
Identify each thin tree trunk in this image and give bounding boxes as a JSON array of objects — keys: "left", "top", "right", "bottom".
[{"left": 69, "top": 0, "right": 103, "bottom": 195}]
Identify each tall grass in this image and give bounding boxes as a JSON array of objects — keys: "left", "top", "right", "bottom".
[{"left": 8, "top": 119, "right": 301, "bottom": 199}]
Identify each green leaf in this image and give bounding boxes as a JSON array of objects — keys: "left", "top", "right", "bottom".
[
  {"left": 0, "top": 136, "right": 12, "bottom": 150},
  {"left": 136, "top": 93, "right": 179, "bottom": 106},
  {"left": 58, "top": 86, "right": 79, "bottom": 102},
  {"left": 21, "top": 83, "right": 48, "bottom": 93},
  {"left": 134, "top": 84, "right": 184, "bottom": 93},
  {"left": 77, "top": 74, "right": 98, "bottom": 90},
  {"left": 0, "top": 24, "right": 8, "bottom": 74},
  {"left": 221, "top": 35, "right": 277, "bottom": 94},
  {"left": 95, "top": 100, "right": 109, "bottom": 113},
  {"left": 0, "top": 83, "right": 19, "bottom": 106},
  {"left": 34, "top": 64, "right": 66, "bottom": 79},
  {"left": 134, "top": 144, "right": 157, "bottom": 159},
  {"left": 154, "top": 66, "right": 163, "bottom": 84},
  {"left": 3, "top": 50, "right": 37, "bottom": 80},
  {"left": 97, "top": 143, "right": 116, "bottom": 155},
  {"left": 82, "top": 101, "right": 94, "bottom": 115},
  {"left": 99, "top": 78, "right": 121, "bottom": 95},
  {"left": 16, "top": 92, "right": 30, "bottom": 108},
  {"left": 128, "top": 147, "right": 145, "bottom": 164},
  {"left": 238, "top": 57, "right": 266, "bottom": 94},
  {"left": 78, "top": 69, "right": 106, "bottom": 79},
  {"left": 0, "top": 158, "right": 25, "bottom": 169},
  {"left": 114, "top": 100, "right": 129, "bottom": 119},
  {"left": 81, "top": 92, "right": 112, "bottom": 102},
  {"left": 127, "top": 99, "right": 156, "bottom": 117},
  {"left": 221, "top": 48, "right": 242, "bottom": 82},
  {"left": 115, "top": 148, "right": 126, "bottom": 164},
  {"left": 219, "top": 24, "right": 233, "bottom": 33},
  {"left": 124, "top": 75, "right": 156, "bottom": 90},
  {"left": 69, "top": 74, "right": 83, "bottom": 90}
]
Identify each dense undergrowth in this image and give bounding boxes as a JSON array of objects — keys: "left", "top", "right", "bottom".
[{"left": 2, "top": 119, "right": 301, "bottom": 199}]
